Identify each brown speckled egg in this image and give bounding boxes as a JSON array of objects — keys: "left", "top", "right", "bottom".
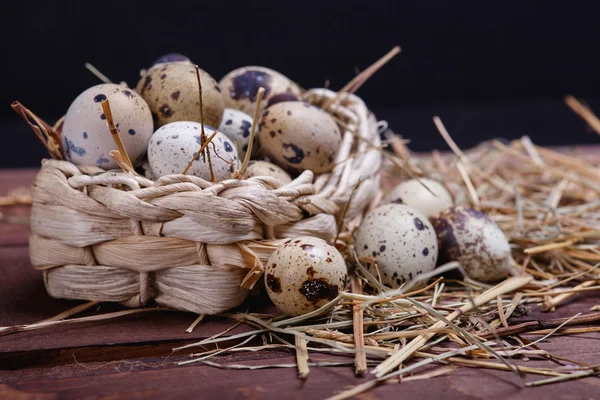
[
  {"left": 431, "top": 207, "right": 511, "bottom": 282},
  {"left": 382, "top": 178, "right": 453, "bottom": 218},
  {"left": 265, "top": 236, "right": 347, "bottom": 316},
  {"left": 136, "top": 63, "right": 224, "bottom": 129},
  {"left": 218, "top": 108, "right": 253, "bottom": 159},
  {"left": 61, "top": 84, "right": 153, "bottom": 169},
  {"left": 258, "top": 102, "right": 341, "bottom": 174},
  {"left": 219, "top": 66, "right": 302, "bottom": 116},
  {"left": 355, "top": 204, "right": 438, "bottom": 289},
  {"left": 147, "top": 121, "right": 239, "bottom": 181},
  {"left": 245, "top": 160, "right": 292, "bottom": 184}
]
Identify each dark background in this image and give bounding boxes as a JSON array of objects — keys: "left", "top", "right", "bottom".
[{"left": 3, "top": 1, "right": 600, "bottom": 167}]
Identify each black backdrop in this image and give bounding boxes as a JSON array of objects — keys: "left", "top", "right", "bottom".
[{"left": 3, "top": 1, "right": 600, "bottom": 167}]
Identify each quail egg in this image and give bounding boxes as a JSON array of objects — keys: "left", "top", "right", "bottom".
[
  {"left": 265, "top": 236, "right": 347, "bottom": 316},
  {"left": 218, "top": 108, "right": 253, "bottom": 159},
  {"left": 258, "top": 101, "right": 341, "bottom": 174},
  {"left": 382, "top": 178, "right": 453, "bottom": 218},
  {"left": 150, "top": 53, "right": 192, "bottom": 66},
  {"left": 220, "top": 66, "right": 302, "bottom": 116},
  {"left": 244, "top": 160, "right": 292, "bottom": 184},
  {"left": 61, "top": 84, "right": 153, "bottom": 169},
  {"left": 136, "top": 63, "right": 224, "bottom": 129},
  {"left": 431, "top": 207, "right": 511, "bottom": 282},
  {"left": 355, "top": 204, "right": 438, "bottom": 289},
  {"left": 147, "top": 121, "right": 239, "bottom": 181}
]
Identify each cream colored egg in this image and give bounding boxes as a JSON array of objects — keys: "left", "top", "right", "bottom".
[
  {"left": 382, "top": 178, "right": 453, "bottom": 218},
  {"left": 257, "top": 101, "right": 341, "bottom": 174},
  {"left": 355, "top": 204, "right": 438, "bottom": 289},
  {"left": 136, "top": 63, "right": 224, "bottom": 129},
  {"left": 245, "top": 161, "right": 292, "bottom": 184},
  {"left": 431, "top": 207, "right": 511, "bottom": 282},
  {"left": 265, "top": 236, "right": 347, "bottom": 316},
  {"left": 219, "top": 66, "right": 302, "bottom": 116},
  {"left": 61, "top": 84, "right": 153, "bottom": 169},
  {"left": 147, "top": 121, "right": 239, "bottom": 181},
  {"left": 218, "top": 108, "right": 253, "bottom": 159}
]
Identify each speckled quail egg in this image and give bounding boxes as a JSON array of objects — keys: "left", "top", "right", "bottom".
[
  {"left": 147, "top": 121, "right": 239, "bottom": 181},
  {"left": 150, "top": 53, "right": 192, "bottom": 67},
  {"left": 61, "top": 84, "right": 153, "bottom": 169},
  {"left": 382, "top": 178, "right": 454, "bottom": 218},
  {"left": 355, "top": 204, "right": 438, "bottom": 289},
  {"left": 265, "top": 236, "right": 347, "bottom": 316},
  {"left": 431, "top": 207, "right": 511, "bottom": 282},
  {"left": 220, "top": 66, "right": 302, "bottom": 116},
  {"left": 258, "top": 101, "right": 341, "bottom": 174},
  {"left": 218, "top": 108, "right": 253, "bottom": 159},
  {"left": 244, "top": 160, "right": 292, "bottom": 184},
  {"left": 136, "top": 63, "right": 224, "bottom": 129}
]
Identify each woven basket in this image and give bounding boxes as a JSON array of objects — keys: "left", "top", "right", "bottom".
[{"left": 29, "top": 89, "right": 383, "bottom": 314}]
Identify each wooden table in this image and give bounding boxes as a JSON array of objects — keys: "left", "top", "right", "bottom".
[{"left": 1, "top": 168, "right": 599, "bottom": 399}]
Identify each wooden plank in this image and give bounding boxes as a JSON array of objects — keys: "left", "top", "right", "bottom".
[
  {"left": 0, "top": 344, "right": 599, "bottom": 400},
  {"left": 0, "top": 168, "right": 36, "bottom": 246}
]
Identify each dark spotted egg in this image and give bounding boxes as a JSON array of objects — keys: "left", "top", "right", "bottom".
[
  {"left": 355, "top": 204, "right": 438, "bottom": 289},
  {"left": 147, "top": 121, "right": 239, "bottom": 182},
  {"left": 431, "top": 207, "right": 511, "bottom": 282},
  {"left": 244, "top": 160, "right": 292, "bottom": 184},
  {"left": 219, "top": 66, "right": 302, "bottom": 116},
  {"left": 61, "top": 84, "right": 153, "bottom": 169},
  {"left": 150, "top": 53, "right": 191, "bottom": 67},
  {"left": 136, "top": 63, "right": 224, "bottom": 129},
  {"left": 265, "top": 236, "right": 347, "bottom": 316},
  {"left": 382, "top": 178, "right": 453, "bottom": 218},
  {"left": 257, "top": 101, "right": 341, "bottom": 175},
  {"left": 217, "top": 108, "right": 253, "bottom": 159}
]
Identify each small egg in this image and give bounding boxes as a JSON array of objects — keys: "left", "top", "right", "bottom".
[
  {"left": 218, "top": 108, "right": 253, "bottom": 159},
  {"left": 150, "top": 53, "right": 192, "bottom": 66},
  {"left": 258, "top": 101, "right": 341, "bottom": 174},
  {"left": 147, "top": 121, "right": 239, "bottom": 181},
  {"left": 265, "top": 236, "right": 347, "bottom": 316},
  {"left": 136, "top": 63, "right": 224, "bottom": 129},
  {"left": 382, "top": 178, "right": 453, "bottom": 218},
  {"left": 431, "top": 207, "right": 511, "bottom": 282},
  {"left": 355, "top": 204, "right": 438, "bottom": 289},
  {"left": 219, "top": 66, "right": 302, "bottom": 115},
  {"left": 245, "top": 160, "right": 292, "bottom": 184},
  {"left": 61, "top": 84, "right": 153, "bottom": 169}
]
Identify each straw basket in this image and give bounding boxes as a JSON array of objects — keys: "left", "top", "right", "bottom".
[{"left": 28, "top": 88, "right": 383, "bottom": 314}]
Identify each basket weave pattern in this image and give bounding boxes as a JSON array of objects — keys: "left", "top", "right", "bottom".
[{"left": 29, "top": 89, "right": 383, "bottom": 314}]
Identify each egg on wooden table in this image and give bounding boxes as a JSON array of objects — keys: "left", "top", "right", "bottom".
[
  {"left": 355, "top": 204, "right": 438, "bottom": 289},
  {"left": 258, "top": 102, "right": 341, "bottom": 174},
  {"left": 244, "top": 160, "right": 292, "bottom": 184},
  {"left": 220, "top": 66, "right": 302, "bottom": 116},
  {"left": 430, "top": 207, "right": 511, "bottom": 282},
  {"left": 61, "top": 84, "right": 153, "bottom": 169},
  {"left": 136, "top": 63, "right": 224, "bottom": 129},
  {"left": 218, "top": 108, "right": 253, "bottom": 159},
  {"left": 382, "top": 178, "right": 453, "bottom": 218},
  {"left": 265, "top": 236, "right": 347, "bottom": 316},
  {"left": 147, "top": 121, "right": 239, "bottom": 181}
]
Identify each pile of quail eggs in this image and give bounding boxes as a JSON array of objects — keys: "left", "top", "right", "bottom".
[
  {"left": 264, "top": 177, "right": 513, "bottom": 316},
  {"left": 59, "top": 52, "right": 342, "bottom": 185},
  {"left": 56, "top": 52, "right": 513, "bottom": 317}
]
